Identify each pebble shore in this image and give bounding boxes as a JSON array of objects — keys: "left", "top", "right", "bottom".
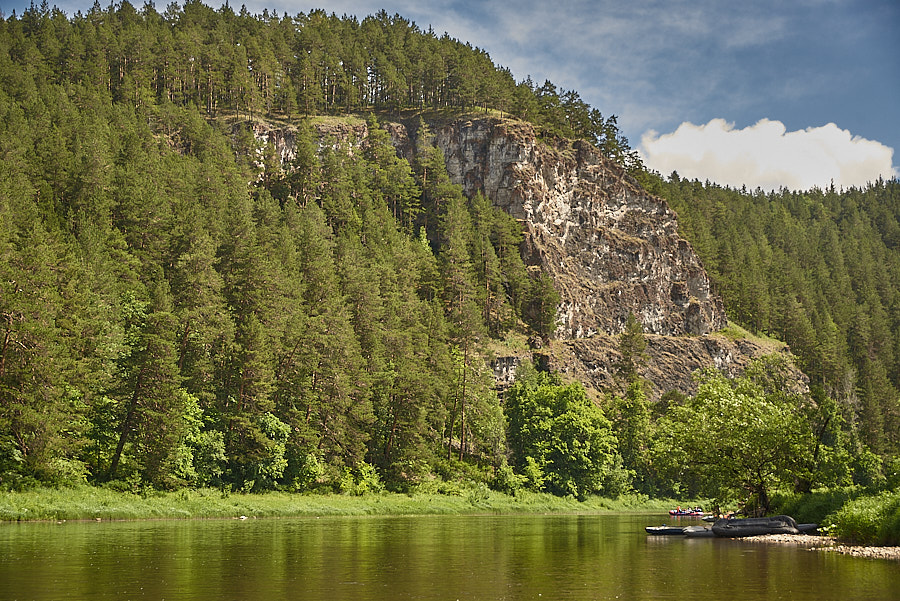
[{"left": 741, "top": 534, "right": 900, "bottom": 561}]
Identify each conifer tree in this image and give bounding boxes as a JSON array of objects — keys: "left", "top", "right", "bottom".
[
  {"left": 0, "top": 185, "right": 84, "bottom": 484},
  {"left": 290, "top": 201, "right": 372, "bottom": 480},
  {"left": 106, "top": 290, "right": 184, "bottom": 486},
  {"left": 616, "top": 312, "right": 648, "bottom": 385}
]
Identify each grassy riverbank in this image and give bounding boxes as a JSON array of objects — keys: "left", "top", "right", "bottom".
[{"left": 0, "top": 485, "right": 681, "bottom": 522}]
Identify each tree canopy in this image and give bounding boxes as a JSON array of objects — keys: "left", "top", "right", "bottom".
[
  {"left": 655, "top": 357, "right": 817, "bottom": 511},
  {"left": 505, "top": 367, "right": 620, "bottom": 499},
  {"left": 0, "top": 2, "right": 896, "bottom": 506},
  {"left": 0, "top": 1, "right": 638, "bottom": 166},
  {"left": 639, "top": 171, "right": 900, "bottom": 465}
]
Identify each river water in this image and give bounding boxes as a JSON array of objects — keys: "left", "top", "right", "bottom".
[{"left": 1, "top": 513, "right": 898, "bottom": 600}]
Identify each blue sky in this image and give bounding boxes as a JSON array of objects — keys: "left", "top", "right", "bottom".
[{"left": 3, "top": 0, "right": 898, "bottom": 190}]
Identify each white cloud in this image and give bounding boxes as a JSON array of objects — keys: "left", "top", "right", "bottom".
[{"left": 639, "top": 119, "right": 898, "bottom": 191}]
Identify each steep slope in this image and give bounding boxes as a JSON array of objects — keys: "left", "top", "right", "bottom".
[
  {"left": 407, "top": 116, "right": 801, "bottom": 398},
  {"left": 251, "top": 114, "right": 792, "bottom": 399},
  {"left": 422, "top": 117, "right": 726, "bottom": 338}
]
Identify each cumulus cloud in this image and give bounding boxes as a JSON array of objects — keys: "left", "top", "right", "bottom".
[{"left": 639, "top": 119, "right": 897, "bottom": 191}]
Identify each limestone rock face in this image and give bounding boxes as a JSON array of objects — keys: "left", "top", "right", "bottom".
[
  {"left": 249, "top": 116, "right": 776, "bottom": 398},
  {"left": 247, "top": 120, "right": 370, "bottom": 167},
  {"left": 412, "top": 118, "right": 727, "bottom": 338}
]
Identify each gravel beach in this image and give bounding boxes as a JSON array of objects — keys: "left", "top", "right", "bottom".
[{"left": 740, "top": 534, "right": 900, "bottom": 561}]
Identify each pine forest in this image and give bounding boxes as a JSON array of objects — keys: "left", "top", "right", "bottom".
[{"left": 1, "top": 1, "right": 898, "bottom": 511}]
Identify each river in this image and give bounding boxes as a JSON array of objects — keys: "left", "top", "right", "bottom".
[{"left": 1, "top": 513, "right": 898, "bottom": 600}]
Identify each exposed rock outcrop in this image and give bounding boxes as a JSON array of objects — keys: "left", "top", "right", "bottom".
[
  {"left": 247, "top": 115, "right": 795, "bottom": 400},
  {"left": 489, "top": 332, "right": 797, "bottom": 402},
  {"left": 404, "top": 117, "right": 726, "bottom": 339},
  {"left": 246, "top": 119, "right": 369, "bottom": 167},
  {"left": 554, "top": 333, "right": 802, "bottom": 399}
]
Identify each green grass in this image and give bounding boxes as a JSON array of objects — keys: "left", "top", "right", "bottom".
[
  {"left": 716, "top": 321, "right": 787, "bottom": 350},
  {"left": 0, "top": 486, "right": 686, "bottom": 523}
]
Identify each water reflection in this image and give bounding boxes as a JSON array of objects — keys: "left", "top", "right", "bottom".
[{"left": 2, "top": 514, "right": 899, "bottom": 600}]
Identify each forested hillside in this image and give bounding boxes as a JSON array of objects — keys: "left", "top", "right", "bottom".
[
  {"left": 638, "top": 173, "right": 900, "bottom": 462},
  {"left": 0, "top": 1, "right": 631, "bottom": 493},
  {"left": 1, "top": 2, "right": 897, "bottom": 504}
]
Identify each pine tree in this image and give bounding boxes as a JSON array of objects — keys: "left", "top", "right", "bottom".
[
  {"left": 0, "top": 184, "right": 84, "bottom": 484},
  {"left": 616, "top": 312, "right": 647, "bottom": 385},
  {"left": 106, "top": 291, "right": 185, "bottom": 486}
]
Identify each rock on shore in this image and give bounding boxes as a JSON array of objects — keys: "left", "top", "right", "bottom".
[{"left": 741, "top": 534, "right": 900, "bottom": 561}]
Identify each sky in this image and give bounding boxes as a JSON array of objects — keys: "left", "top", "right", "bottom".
[{"left": 3, "top": 0, "right": 898, "bottom": 191}]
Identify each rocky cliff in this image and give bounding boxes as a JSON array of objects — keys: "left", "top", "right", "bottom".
[
  {"left": 420, "top": 117, "right": 726, "bottom": 338},
  {"left": 248, "top": 115, "right": 793, "bottom": 400}
]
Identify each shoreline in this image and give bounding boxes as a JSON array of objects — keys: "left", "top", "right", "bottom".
[
  {"left": 740, "top": 533, "right": 900, "bottom": 561},
  {"left": 5, "top": 486, "right": 899, "bottom": 560},
  {"left": 0, "top": 485, "right": 679, "bottom": 523}
]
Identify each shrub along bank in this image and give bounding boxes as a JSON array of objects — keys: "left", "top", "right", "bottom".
[
  {"left": 772, "top": 488, "right": 900, "bottom": 546},
  {"left": 827, "top": 490, "right": 900, "bottom": 546}
]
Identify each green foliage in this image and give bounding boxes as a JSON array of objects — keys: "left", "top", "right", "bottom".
[
  {"left": 505, "top": 367, "right": 619, "bottom": 499},
  {"left": 608, "top": 315, "right": 657, "bottom": 494},
  {"left": 0, "top": 3, "right": 554, "bottom": 493},
  {"left": 338, "top": 462, "right": 384, "bottom": 496},
  {"left": 524, "top": 271, "right": 560, "bottom": 341},
  {"left": 609, "top": 379, "right": 654, "bottom": 494},
  {"left": 655, "top": 356, "right": 817, "bottom": 512},
  {"left": 0, "top": 0, "right": 896, "bottom": 504},
  {"left": 615, "top": 313, "right": 648, "bottom": 384},
  {"left": 770, "top": 487, "right": 858, "bottom": 524},
  {"left": 828, "top": 490, "right": 900, "bottom": 545},
  {"left": 490, "top": 458, "right": 527, "bottom": 495},
  {"left": 886, "top": 456, "right": 900, "bottom": 490},
  {"left": 1, "top": 3, "right": 634, "bottom": 163},
  {"left": 0, "top": 436, "right": 26, "bottom": 490},
  {"left": 250, "top": 412, "right": 291, "bottom": 489},
  {"left": 647, "top": 172, "right": 900, "bottom": 464}
]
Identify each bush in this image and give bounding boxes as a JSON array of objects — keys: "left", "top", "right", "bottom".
[
  {"left": 431, "top": 456, "right": 492, "bottom": 485},
  {"left": 770, "top": 488, "right": 857, "bottom": 524},
  {"left": 491, "top": 459, "right": 526, "bottom": 495},
  {"left": 414, "top": 478, "right": 466, "bottom": 496},
  {"left": 505, "top": 374, "right": 618, "bottom": 500},
  {"left": 338, "top": 462, "right": 384, "bottom": 496},
  {"left": 885, "top": 457, "right": 900, "bottom": 490},
  {"left": 828, "top": 490, "right": 900, "bottom": 545}
]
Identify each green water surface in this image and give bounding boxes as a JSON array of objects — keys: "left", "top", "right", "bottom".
[{"left": 1, "top": 513, "right": 898, "bottom": 600}]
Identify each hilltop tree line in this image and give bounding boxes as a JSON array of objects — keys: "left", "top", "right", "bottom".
[
  {"left": 4, "top": 0, "right": 640, "bottom": 167},
  {"left": 0, "top": 3, "right": 896, "bottom": 507}
]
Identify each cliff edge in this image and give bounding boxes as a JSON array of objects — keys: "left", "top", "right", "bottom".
[{"left": 421, "top": 117, "right": 726, "bottom": 339}]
